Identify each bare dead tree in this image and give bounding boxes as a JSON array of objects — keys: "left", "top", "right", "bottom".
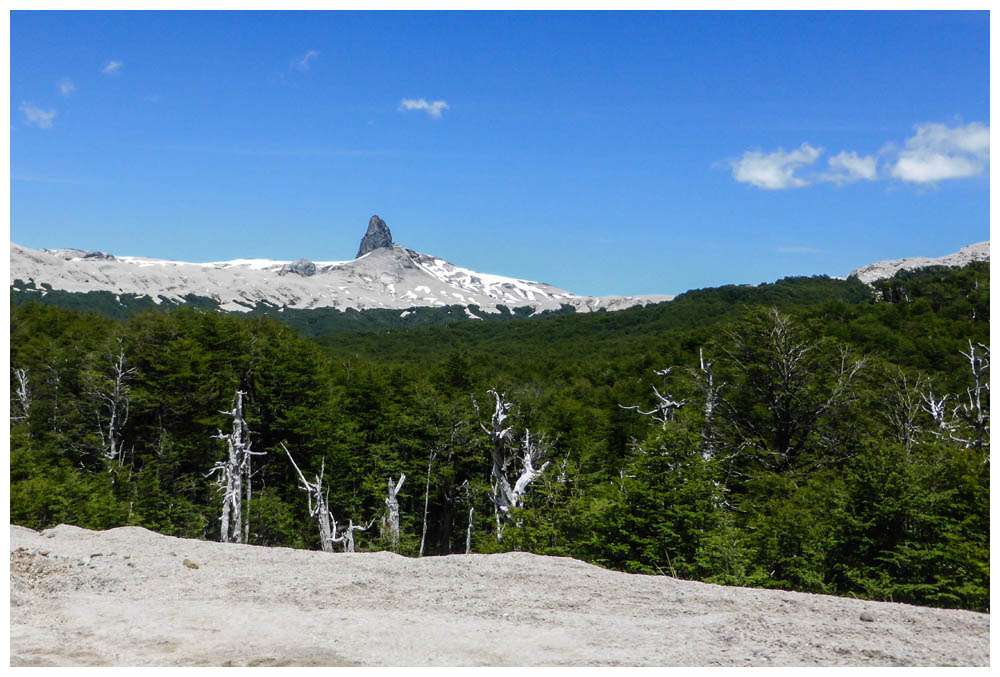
[
  {"left": 474, "top": 390, "right": 552, "bottom": 540},
  {"left": 283, "top": 443, "right": 335, "bottom": 552},
  {"left": 922, "top": 341, "right": 990, "bottom": 450},
  {"left": 208, "top": 432, "right": 238, "bottom": 543},
  {"left": 688, "top": 348, "right": 724, "bottom": 460},
  {"left": 331, "top": 518, "right": 375, "bottom": 553},
  {"left": 45, "top": 356, "right": 63, "bottom": 433},
  {"left": 716, "top": 309, "right": 866, "bottom": 472},
  {"left": 384, "top": 474, "right": 406, "bottom": 552},
  {"left": 620, "top": 367, "right": 688, "bottom": 428},
  {"left": 957, "top": 341, "right": 990, "bottom": 450},
  {"left": 419, "top": 449, "right": 437, "bottom": 557},
  {"left": 921, "top": 391, "right": 951, "bottom": 427},
  {"left": 455, "top": 479, "right": 474, "bottom": 554},
  {"left": 466, "top": 506, "right": 474, "bottom": 554},
  {"left": 11, "top": 367, "right": 31, "bottom": 423},
  {"left": 884, "top": 370, "right": 929, "bottom": 451},
  {"left": 207, "top": 391, "right": 264, "bottom": 543},
  {"left": 86, "top": 339, "right": 137, "bottom": 464},
  {"left": 510, "top": 430, "right": 551, "bottom": 511},
  {"left": 556, "top": 453, "right": 570, "bottom": 483}
]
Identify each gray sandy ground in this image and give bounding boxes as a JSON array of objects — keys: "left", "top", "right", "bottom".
[{"left": 9, "top": 524, "right": 989, "bottom": 667}]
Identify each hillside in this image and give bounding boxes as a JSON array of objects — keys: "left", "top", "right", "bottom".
[
  {"left": 10, "top": 524, "right": 989, "bottom": 667},
  {"left": 10, "top": 261, "right": 989, "bottom": 616},
  {"left": 9, "top": 215, "right": 672, "bottom": 316},
  {"left": 9, "top": 225, "right": 984, "bottom": 335},
  {"left": 848, "top": 242, "right": 990, "bottom": 284}
]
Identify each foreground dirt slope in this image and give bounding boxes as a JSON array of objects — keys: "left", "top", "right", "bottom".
[{"left": 9, "top": 524, "right": 989, "bottom": 666}]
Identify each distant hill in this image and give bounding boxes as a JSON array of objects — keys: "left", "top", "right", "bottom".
[{"left": 10, "top": 225, "right": 988, "bottom": 336}]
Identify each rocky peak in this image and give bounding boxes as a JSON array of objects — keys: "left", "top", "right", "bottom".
[
  {"left": 279, "top": 258, "right": 317, "bottom": 277},
  {"left": 356, "top": 215, "right": 394, "bottom": 258}
]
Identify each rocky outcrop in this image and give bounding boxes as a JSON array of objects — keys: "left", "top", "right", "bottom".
[
  {"left": 43, "top": 248, "right": 116, "bottom": 261},
  {"left": 848, "top": 242, "right": 990, "bottom": 284},
  {"left": 279, "top": 258, "right": 318, "bottom": 277},
  {"left": 356, "top": 215, "right": 393, "bottom": 258}
]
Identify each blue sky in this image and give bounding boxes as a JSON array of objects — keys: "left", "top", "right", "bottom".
[{"left": 10, "top": 11, "right": 990, "bottom": 296}]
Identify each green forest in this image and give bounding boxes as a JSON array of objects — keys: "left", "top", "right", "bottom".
[{"left": 9, "top": 263, "right": 989, "bottom": 612}]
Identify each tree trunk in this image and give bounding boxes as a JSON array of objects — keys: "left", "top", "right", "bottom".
[
  {"left": 243, "top": 455, "right": 252, "bottom": 544},
  {"left": 475, "top": 390, "right": 551, "bottom": 541},
  {"left": 385, "top": 474, "right": 405, "bottom": 553},
  {"left": 698, "top": 348, "right": 718, "bottom": 461},
  {"left": 466, "top": 506, "right": 474, "bottom": 554},
  {"left": 219, "top": 459, "right": 233, "bottom": 543},
  {"left": 284, "top": 443, "right": 335, "bottom": 553},
  {"left": 210, "top": 391, "right": 262, "bottom": 544},
  {"left": 420, "top": 450, "right": 435, "bottom": 557},
  {"left": 12, "top": 367, "right": 31, "bottom": 423}
]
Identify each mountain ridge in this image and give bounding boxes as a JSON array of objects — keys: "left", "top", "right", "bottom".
[
  {"left": 847, "top": 242, "right": 990, "bottom": 284},
  {"left": 10, "top": 241, "right": 672, "bottom": 315},
  {"left": 9, "top": 216, "right": 988, "bottom": 318}
]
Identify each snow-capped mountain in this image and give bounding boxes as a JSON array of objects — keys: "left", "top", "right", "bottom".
[
  {"left": 10, "top": 215, "right": 989, "bottom": 316},
  {"left": 848, "top": 242, "right": 990, "bottom": 285},
  {"left": 10, "top": 216, "right": 673, "bottom": 315}
]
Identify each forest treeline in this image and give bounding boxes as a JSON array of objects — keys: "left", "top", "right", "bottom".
[{"left": 9, "top": 264, "right": 989, "bottom": 611}]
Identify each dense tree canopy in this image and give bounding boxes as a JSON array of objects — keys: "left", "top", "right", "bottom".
[{"left": 9, "top": 263, "right": 990, "bottom": 611}]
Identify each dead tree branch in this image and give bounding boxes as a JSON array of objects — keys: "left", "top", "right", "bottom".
[
  {"left": 475, "top": 390, "right": 552, "bottom": 540},
  {"left": 283, "top": 443, "right": 335, "bottom": 552},
  {"left": 384, "top": 474, "right": 406, "bottom": 552},
  {"left": 419, "top": 448, "right": 436, "bottom": 557},
  {"left": 332, "top": 517, "right": 375, "bottom": 553},
  {"left": 207, "top": 391, "right": 264, "bottom": 543},
  {"left": 620, "top": 367, "right": 688, "bottom": 428},
  {"left": 11, "top": 367, "right": 31, "bottom": 423}
]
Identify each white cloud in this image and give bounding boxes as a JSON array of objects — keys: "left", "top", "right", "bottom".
[
  {"left": 822, "top": 151, "right": 878, "bottom": 185},
  {"left": 730, "top": 143, "right": 822, "bottom": 190},
  {"left": 889, "top": 122, "right": 990, "bottom": 184},
  {"left": 57, "top": 78, "right": 76, "bottom": 96},
  {"left": 102, "top": 60, "right": 122, "bottom": 75},
  {"left": 19, "top": 102, "right": 56, "bottom": 129},
  {"left": 294, "top": 50, "right": 319, "bottom": 72},
  {"left": 728, "top": 120, "right": 989, "bottom": 190},
  {"left": 398, "top": 98, "right": 450, "bottom": 119}
]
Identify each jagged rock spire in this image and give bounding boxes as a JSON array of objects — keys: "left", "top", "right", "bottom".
[{"left": 356, "top": 215, "right": 394, "bottom": 258}]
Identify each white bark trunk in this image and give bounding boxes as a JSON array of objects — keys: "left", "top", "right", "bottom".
[
  {"left": 218, "top": 456, "right": 233, "bottom": 543},
  {"left": 333, "top": 519, "right": 373, "bottom": 553},
  {"left": 885, "top": 370, "right": 928, "bottom": 451},
  {"left": 958, "top": 341, "right": 990, "bottom": 449},
  {"left": 698, "top": 348, "right": 720, "bottom": 461},
  {"left": 12, "top": 367, "right": 31, "bottom": 422},
  {"left": 419, "top": 450, "right": 436, "bottom": 557},
  {"left": 466, "top": 506, "right": 474, "bottom": 555},
  {"left": 88, "top": 340, "right": 137, "bottom": 464},
  {"left": 209, "top": 391, "right": 263, "bottom": 543},
  {"left": 385, "top": 474, "right": 406, "bottom": 552},
  {"left": 923, "top": 341, "right": 991, "bottom": 449},
  {"left": 475, "top": 390, "right": 551, "bottom": 540},
  {"left": 244, "top": 455, "right": 252, "bottom": 544},
  {"left": 284, "top": 443, "right": 335, "bottom": 553}
]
